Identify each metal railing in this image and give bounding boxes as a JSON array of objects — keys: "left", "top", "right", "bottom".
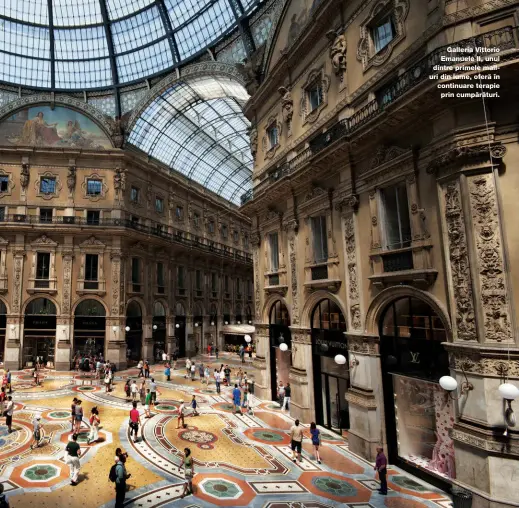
[
  {"left": 382, "top": 250, "right": 414, "bottom": 273},
  {"left": 241, "top": 26, "right": 518, "bottom": 205}
]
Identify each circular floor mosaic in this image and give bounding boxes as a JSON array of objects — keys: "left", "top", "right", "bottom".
[
  {"left": 0, "top": 422, "right": 32, "bottom": 461},
  {"left": 202, "top": 478, "right": 242, "bottom": 499},
  {"left": 390, "top": 475, "right": 429, "bottom": 492},
  {"left": 179, "top": 427, "right": 218, "bottom": 449},
  {"left": 251, "top": 430, "right": 285, "bottom": 442},
  {"left": 154, "top": 404, "right": 178, "bottom": 412},
  {"left": 22, "top": 463, "right": 60, "bottom": 482},
  {"left": 46, "top": 411, "right": 71, "bottom": 420},
  {"left": 212, "top": 402, "right": 237, "bottom": 412},
  {"left": 312, "top": 476, "right": 357, "bottom": 497}
]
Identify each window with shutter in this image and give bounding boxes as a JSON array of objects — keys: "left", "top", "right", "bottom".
[
  {"left": 269, "top": 233, "right": 279, "bottom": 271},
  {"left": 311, "top": 216, "right": 328, "bottom": 262},
  {"left": 380, "top": 183, "right": 412, "bottom": 250}
]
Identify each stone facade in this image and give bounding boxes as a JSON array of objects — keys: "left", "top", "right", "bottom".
[{"left": 242, "top": 0, "right": 519, "bottom": 505}]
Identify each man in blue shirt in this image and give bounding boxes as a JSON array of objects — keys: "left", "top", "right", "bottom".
[
  {"left": 115, "top": 456, "right": 127, "bottom": 507},
  {"left": 232, "top": 384, "right": 242, "bottom": 413}
]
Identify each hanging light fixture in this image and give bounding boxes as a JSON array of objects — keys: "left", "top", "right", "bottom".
[
  {"left": 439, "top": 368, "right": 474, "bottom": 399},
  {"left": 279, "top": 342, "right": 288, "bottom": 352},
  {"left": 244, "top": 334, "right": 252, "bottom": 343},
  {"left": 334, "top": 354, "right": 347, "bottom": 365},
  {"left": 211, "top": 321, "right": 215, "bottom": 326},
  {"left": 175, "top": 323, "right": 180, "bottom": 329},
  {"left": 125, "top": 326, "right": 130, "bottom": 332},
  {"left": 498, "top": 383, "right": 519, "bottom": 435},
  {"left": 153, "top": 324, "right": 158, "bottom": 330}
]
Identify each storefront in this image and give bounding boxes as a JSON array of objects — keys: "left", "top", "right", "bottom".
[
  {"left": 379, "top": 296, "right": 453, "bottom": 485},
  {"left": 152, "top": 301, "right": 166, "bottom": 362},
  {"left": 73, "top": 299, "right": 106, "bottom": 358},
  {"left": 311, "top": 298, "right": 349, "bottom": 434},
  {"left": 222, "top": 324, "right": 255, "bottom": 352},
  {"left": 269, "top": 300, "right": 291, "bottom": 401},
  {"left": 23, "top": 298, "right": 57, "bottom": 367},
  {"left": 126, "top": 301, "right": 143, "bottom": 364},
  {"left": 0, "top": 300, "right": 5, "bottom": 365}
]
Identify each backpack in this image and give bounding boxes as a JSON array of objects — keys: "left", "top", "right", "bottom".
[
  {"left": 0, "top": 496, "right": 8, "bottom": 508},
  {"left": 109, "top": 464, "right": 117, "bottom": 483}
]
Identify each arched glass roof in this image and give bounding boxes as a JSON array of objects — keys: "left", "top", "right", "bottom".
[
  {"left": 0, "top": 0, "right": 259, "bottom": 90},
  {"left": 128, "top": 75, "right": 252, "bottom": 205}
]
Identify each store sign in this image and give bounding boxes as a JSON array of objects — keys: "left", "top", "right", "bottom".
[
  {"left": 74, "top": 316, "right": 105, "bottom": 330},
  {"left": 312, "top": 334, "right": 348, "bottom": 357},
  {"left": 25, "top": 315, "right": 56, "bottom": 329}
]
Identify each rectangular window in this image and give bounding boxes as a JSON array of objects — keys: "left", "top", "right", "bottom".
[
  {"left": 236, "top": 278, "right": 241, "bottom": 295},
  {"left": 176, "top": 206, "right": 183, "bottom": 219},
  {"left": 155, "top": 197, "right": 164, "bottom": 213},
  {"left": 269, "top": 232, "right": 279, "bottom": 271},
  {"left": 86, "top": 179, "right": 102, "bottom": 196},
  {"left": 195, "top": 270, "right": 202, "bottom": 292},
  {"left": 87, "top": 210, "right": 100, "bottom": 225},
  {"left": 157, "top": 262, "right": 165, "bottom": 292},
  {"left": 308, "top": 82, "right": 323, "bottom": 111},
  {"left": 85, "top": 254, "right": 98, "bottom": 281},
  {"left": 131, "top": 258, "right": 140, "bottom": 283},
  {"left": 233, "top": 230, "right": 239, "bottom": 243},
  {"left": 373, "top": 17, "right": 395, "bottom": 52},
  {"left": 36, "top": 252, "right": 50, "bottom": 280},
  {"left": 208, "top": 220, "right": 215, "bottom": 233},
  {"left": 224, "top": 275, "right": 229, "bottom": 292},
  {"left": 267, "top": 124, "right": 278, "bottom": 149},
  {"left": 40, "top": 177, "right": 56, "bottom": 194},
  {"left": 211, "top": 272, "right": 217, "bottom": 291},
  {"left": 221, "top": 224, "right": 228, "bottom": 239},
  {"left": 177, "top": 266, "right": 185, "bottom": 289},
  {"left": 0, "top": 207, "right": 5, "bottom": 221},
  {"left": 380, "top": 183, "right": 412, "bottom": 250},
  {"left": 130, "top": 186, "right": 140, "bottom": 203},
  {"left": 0, "top": 175, "right": 8, "bottom": 192},
  {"left": 193, "top": 212, "right": 200, "bottom": 227},
  {"left": 244, "top": 234, "right": 249, "bottom": 249},
  {"left": 311, "top": 216, "right": 328, "bottom": 263},
  {"left": 39, "top": 208, "right": 53, "bottom": 223}
]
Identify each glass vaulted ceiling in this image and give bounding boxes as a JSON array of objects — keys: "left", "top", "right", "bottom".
[
  {"left": 0, "top": 0, "right": 258, "bottom": 89},
  {"left": 128, "top": 76, "right": 252, "bottom": 205}
]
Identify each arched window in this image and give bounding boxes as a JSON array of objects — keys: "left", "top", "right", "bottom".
[
  {"left": 175, "top": 302, "right": 186, "bottom": 316},
  {"left": 153, "top": 301, "right": 166, "bottom": 317},
  {"left": 193, "top": 303, "right": 204, "bottom": 317},
  {"left": 126, "top": 301, "right": 142, "bottom": 317},
  {"left": 269, "top": 300, "right": 290, "bottom": 326},
  {"left": 311, "top": 299, "right": 346, "bottom": 331},
  {"left": 26, "top": 298, "right": 57, "bottom": 315},
  {"left": 75, "top": 299, "right": 106, "bottom": 317},
  {"left": 0, "top": 300, "right": 6, "bottom": 315}
]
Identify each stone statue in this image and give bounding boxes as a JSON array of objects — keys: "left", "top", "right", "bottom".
[
  {"left": 236, "top": 46, "right": 265, "bottom": 95},
  {"left": 20, "top": 163, "right": 30, "bottom": 190},
  {"left": 107, "top": 115, "right": 126, "bottom": 148},
  {"left": 248, "top": 127, "right": 258, "bottom": 159},
  {"left": 278, "top": 87, "right": 293, "bottom": 125},
  {"left": 327, "top": 30, "right": 347, "bottom": 75},
  {"left": 113, "top": 166, "right": 126, "bottom": 199},
  {"left": 67, "top": 165, "right": 76, "bottom": 194}
]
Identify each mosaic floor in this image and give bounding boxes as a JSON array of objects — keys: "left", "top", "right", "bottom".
[{"left": 0, "top": 353, "right": 452, "bottom": 507}]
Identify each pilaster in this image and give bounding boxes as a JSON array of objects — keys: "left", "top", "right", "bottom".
[
  {"left": 289, "top": 327, "right": 314, "bottom": 423},
  {"left": 252, "top": 323, "right": 269, "bottom": 400}
]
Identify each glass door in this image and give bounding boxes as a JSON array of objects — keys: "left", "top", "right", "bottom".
[{"left": 321, "top": 374, "right": 349, "bottom": 434}]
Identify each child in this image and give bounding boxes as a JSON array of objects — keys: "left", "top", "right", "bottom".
[
  {"left": 191, "top": 395, "right": 199, "bottom": 416},
  {"left": 164, "top": 363, "right": 171, "bottom": 381}
]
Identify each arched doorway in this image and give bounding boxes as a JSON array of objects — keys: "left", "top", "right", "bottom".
[
  {"left": 23, "top": 298, "right": 57, "bottom": 367},
  {"left": 175, "top": 302, "right": 186, "bottom": 358},
  {"left": 311, "top": 298, "right": 349, "bottom": 434},
  {"left": 0, "top": 300, "right": 6, "bottom": 365},
  {"left": 269, "top": 300, "right": 291, "bottom": 401},
  {"left": 74, "top": 299, "right": 106, "bottom": 358},
  {"left": 193, "top": 302, "right": 203, "bottom": 356},
  {"left": 126, "top": 301, "right": 143, "bottom": 364},
  {"left": 379, "top": 296, "right": 453, "bottom": 482},
  {"left": 152, "top": 301, "right": 166, "bottom": 362}
]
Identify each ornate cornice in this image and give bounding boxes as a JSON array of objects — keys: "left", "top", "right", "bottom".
[
  {"left": 345, "top": 333, "right": 379, "bottom": 356},
  {"left": 290, "top": 327, "right": 312, "bottom": 345},
  {"left": 451, "top": 421, "right": 519, "bottom": 457},
  {"left": 346, "top": 388, "right": 378, "bottom": 409}
]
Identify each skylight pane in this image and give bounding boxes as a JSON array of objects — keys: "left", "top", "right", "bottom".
[
  {"left": 0, "top": 52, "right": 51, "bottom": 87},
  {"left": 111, "top": 6, "right": 166, "bottom": 54},
  {"left": 165, "top": 0, "right": 208, "bottom": 30},
  {"left": 0, "top": 21, "right": 50, "bottom": 59},
  {"left": 2, "top": 0, "right": 49, "bottom": 25},
  {"left": 54, "top": 27, "right": 108, "bottom": 59},
  {"left": 55, "top": 58, "right": 112, "bottom": 88},
  {"left": 116, "top": 39, "right": 174, "bottom": 83},
  {"left": 52, "top": 0, "right": 103, "bottom": 26},
  {"left": 106, "top": 0, "right": 155, "bottom": 20}
]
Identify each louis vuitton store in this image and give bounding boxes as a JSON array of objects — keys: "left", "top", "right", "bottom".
[{"left": 379, "top": 296, "right": 454, "bottom": 485}]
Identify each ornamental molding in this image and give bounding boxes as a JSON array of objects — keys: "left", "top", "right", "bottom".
[
  {"left": 345, "top": 333, "right": 379, "bottom": 356},
  {"left": 79, "top": 236, "right": 106, "bottom": 250},
  {"left": 346, "top": 389, "right": 377, "bottom": 409},
  {"left": 299, "top": 67, "right": 330, "bottom": 125},
  {"left": 288, "top": 234, "right": 299, "bottom": 326},
  {"left": 31, "top": 234, "right": 58, "bottom": 249},
  {"left": 35, "top": 170, "right": 62, "bottom": 200},
  {"left": 278, "top": 86, "right": 293, "bottom": 135},
  {"left": 81, "top": 173, "right": 108, "bottom": 202},
  {"left": 344, "top": 215, "right": 362, "bottom": 331},
  {"left": 326, "top": 29, "right": 347, "bottom": 76},
  {"left": 0, "top": 167, "right": 15, "bottom": 198},
  {"left": 0, "top": 95, "right": 115, "bottom": 144},
  {"left": 451, "top": 423, "right": 519, "bottom": 456},
  {"left": 127, "top": 62, "right": 245, "bottom": 133},
  {"left": 427, "top": 143, "right": 506, "bottom": 174},
  {"left": 446, "top": 346, "right": 519, "bottom": 378},
  {"left": 356, "top": 0, "right": 410, "bottom": 72}
]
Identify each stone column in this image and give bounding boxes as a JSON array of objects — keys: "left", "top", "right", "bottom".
[
  {"left": 289, "top": 327, "right": 315, "bottom": 423},
  {"left": 55, "top": 248, "right": 73, "bottom": 371},
  {"left": 166, "top": 317, "right": 175, "bottom": 355},
  {"left": 142, "top": 316, "right": 153, "bottom": 363},
  {"left": 106, "top": 318, "right": 126, "bottom": 368},
  {"left": 252, "top": 323, "right": 270, "bottom": 400},
  {"left": 107, "top": 250, "right": 127, "bottom": 369},
  {"left": 5, "top": 316, "right": 22, "bottom": 371},
  {"left": 186, "top": 316, "right": 195, "bottom": 358}
]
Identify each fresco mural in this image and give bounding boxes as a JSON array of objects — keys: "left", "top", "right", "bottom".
[{"left": 0, "top": 106, "right": 112, "bottom": 149}]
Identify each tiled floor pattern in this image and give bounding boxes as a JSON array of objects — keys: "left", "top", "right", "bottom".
[{"left": 0, "top": 354, "right": 452, "bottom": 507}]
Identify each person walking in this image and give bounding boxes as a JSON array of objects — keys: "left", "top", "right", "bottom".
[
  {"left": 144, "top": 360, "right": 150, "bottom": 379},
  {"left": 144, "top": 389, "right": 152, "bottom": 418},
  {"left": 104, "top": 372, "right": 111, "bottom": 393},
  {"left": 278, "top": 382, "right": 285, "bottom": 407},
  {"left": 87, "top": 407, "right": 100, "bottom": 445},
  {"left": 185, "top": 358, "right": 192, "bottom": 379},
  {"left": 239, "top": 344, "right": 245, "bottom": 364},
  {"left": 6, "top": 370, "right": 11, "bottom": 394},
  {"left": 131, "top": 380, "right": 138, "bottom": 402},
  {"left": 162, "top": 351, "right": 168, "bottom": 365},
  {"left": 124, "top": 379, "right": 131, "bottom": 401},
  {"left": 149, "top": 378, "right": 157, "bottom": 405},
  {"left": 0, "top": 386, "right": 6, "bottom": 417},
  {"left": 242, "top": 384, "right": 248, "bottom": 409},
  {"left": 204, "top": 365, "right": 210, "bottom": 386},
  {"left": 191, "top": 395, "right": 199, "bottom": 416},
  {"left": 137, "top": 360, "right": 144, "bottom": 378},
  {"left": 214, "top": 369, "right": 221, "bottom": 394},
  {"left": 232, "top": 384, "right": 242, "bottom": 414},
  {"left": 374, "top": 446, "right": 388, "bottom": 495},
  {"left": 215, "top": 346, "right": 219, "bottom": 360},
  {"left": 180, "top": 448, "right": 194, "bottom": 498},
  {"left": 224, "top": 365, "right": 231, "bottom": 386},
  {"left": 283, "top": 383, "right": 291, "bottom": 411},
  {"left": 5, "top": 396, "right": 13, "bottom": 433},
  {"left": 65, "top": 433, "right": 82, "bottom": 486},
  {"left": 70, "top": 397, "right": 78, "bottom": 431},
  {"left": 114, "top": 455, "right": 127, "bottom": 507},
  {"left": 129, "top": 401, "right": 141, "bottom": 443},
  {"left": 74, "top": 400, "right": 83, "bottom": 434},
  {"left": 164, "top": 363, "right": 171, "bottom": 381},
  {"left": 139, "top": 379, "right": 146, "bottom": 405},
  {"left": 198, "top": 363, "right": 205, "bottom": 383},
  {"left": 176, "top": 400, "right": 186, "bottom": 429},
  {"left": 31, "top": 415, "right": 42, "bottom": 449},
  {"left": 0, "top": 483, "right": 10, "bottom": 508},
  {"left": 190, "top": 362, "right": 196, "bottom": 381},
  {"left": 310, "top": 422, "right": 322, "bottom": 464},
  {"left": 289, "top": 419, "right": 304, "bottom": 463}
]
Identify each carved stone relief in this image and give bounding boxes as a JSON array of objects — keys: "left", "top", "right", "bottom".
[
  {"left": 20, "top": 164, "right": 30, "bottom": 191},
  {"left": 253, "top": 248, "right": 261, "bottom": 321},
  {"left": 344, "top": 215, "right": 362, "bottom": 330},
  {"left": 278, "top": 87, "right": 293, "bottom": 136},
  {"left": 288, "top": 233, "right": 299, "bottom": 326},
  {"left": 442, "top": 180, "right": 476, "bottom": 341},
  {"left": 67, "top": 166, "right": 76, "bottom": 194},
  {"left": 248, "top": 126, "right": 258, "bottom": 160},
  {"left": 62, "top": 253, "right": 73, "bottom": 316},
  {"left": 327, "top": 30, "right": 347, "bottom": 77},
  {"left": 113, "top": 167, "right": 126, "bottom": 202},
  {"left": 111, "top": 254, "right": 121, "bottom": 317},
  {"left": 12, "top": 251, "right": 25, "bottom": 314},
  {"left": 468, "top": 173, "right": 512, "bottom": 343}
]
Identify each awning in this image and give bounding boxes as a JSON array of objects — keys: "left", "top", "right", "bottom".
[{"left": 222, "top": 324, "right": 255, "bottom": 336}]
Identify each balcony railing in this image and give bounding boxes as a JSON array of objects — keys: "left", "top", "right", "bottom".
[
  {"left": 0, "top": 214, "right": 252, "bottom": 264},
  {"left": 268, "top": 273, "right": 280, "bottom": 286},
  {"left": 241, "top": 26, "right": 518, "bottom": 205}
]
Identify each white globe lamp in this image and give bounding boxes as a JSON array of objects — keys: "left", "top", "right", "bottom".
[
  {"left": 334, "top": 354, "right": 347, "bottom": 365},
  {"left": 279, "top": 342, "right": 288, "bottom": 352},
  {"left": 125, "top": 326, "right": 130, "bottom": 332},
  {"left": 211, "top": 321, "right": 215, "bottom": 326},
  {"left": 112, "top": 326, "right": 117, "bottom": 332},
  {"left": 153, "top": 324, "right": 158, "bottom": 330},
  {"left": 499, "top": 383, "right": 519, "bottom": 401},
  {"left": 244, "top": 335, "right": 252, "bottom": 343},
  {"left": 439, "top": 376, "right": 458, "bottom": 392}
]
